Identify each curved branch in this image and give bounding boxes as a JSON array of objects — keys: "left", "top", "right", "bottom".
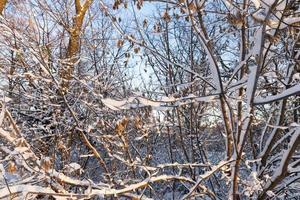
[{"left": 254, "top": 85, "right": 300, "bottom": 105}]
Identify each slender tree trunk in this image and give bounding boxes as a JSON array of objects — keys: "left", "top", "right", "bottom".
[{"left": 60, "top": 0, "right": 94, "bottom": 92}]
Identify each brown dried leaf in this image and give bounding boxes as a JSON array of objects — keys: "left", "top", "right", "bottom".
[
  {"left": 188, "top": 2, "right": 197, "bottom": 13},
  {"left": 137, "top": 0, "right": 143, "bottom": 10},
  {"left": 115, "top": 117, "right": 129, "bottom": 135},
  {"left": 180, "top": 7, "right": 185, "bottom": 14},
  {"left": 143, "top": 19, "right": 148, "bottom": 28},
  {"left": 113, "top": 0, "right": 121, "bottom": 10},
  {"left": 7, "top": 161, "right": 17, "bottom": 173},
  {"left": 117, "top": 39, "right": 124, "bottom": 48},
  {"left": 162, "top": 11, "right": 171, "bottom": 22},
  {"left": 16, "top": 138, "right": 27, "bottom": 147},
  {"left": 154, "top": 22, "right": 161, "bottom": 33},
  {"left": 134, "top": 47, "right": 140, "bottom": 54},
  {"left": 134, "top": 116, "right": 142, "bottom": 129},
  {"left": 124, "top": 1, "right": 128, "bottom": 8},
  {"left": 41, "top": 157, "right": 52, "bottom": 172}
]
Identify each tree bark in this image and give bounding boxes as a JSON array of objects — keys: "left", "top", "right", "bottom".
[{"left": 60, "top": 0, "right": 94, "bottom": 92}]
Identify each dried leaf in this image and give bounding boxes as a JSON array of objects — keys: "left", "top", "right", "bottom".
[
  {"left": 115, "top": 117, "right": 129, "bottom": 135},
  {"left": 134, "top": 47, "right": 140, "bottom": 54},
  {"left": 143, "top": 19, "right": 148, "bottom": 28},
  {"left": 162, "top": 11, "right": 171, "bottom": 22},
  {"left": 117, "top": 39, "right": 124, "bottom": 48},
  {"left": 7, "top": 161, "right": 17, "bottom": 173},
  {"left": 134, "top": 116, "right": 142, "bottom": 129},
  {"left": 41, "top": 157, "right": 52, "bottom": 172},
  {"left": 154, "top": 22, "right": 161, "bottom": 33},
  {"left": 188, "top": 2, "right": 197, "bottom": 13}
]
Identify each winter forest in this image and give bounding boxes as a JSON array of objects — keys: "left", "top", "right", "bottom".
[{"left": 0, "top": 0, "right": 299, "bottom": 199}]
